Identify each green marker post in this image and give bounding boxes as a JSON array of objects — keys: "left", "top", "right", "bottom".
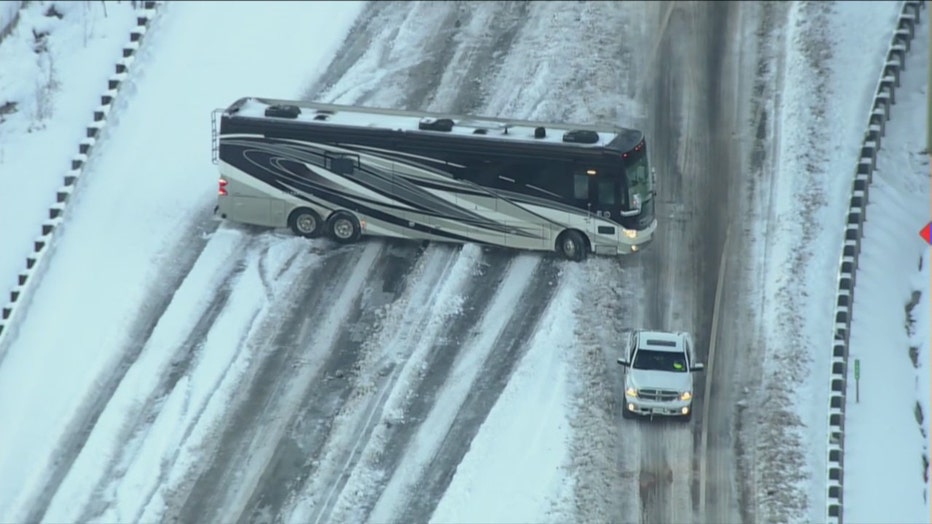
[{"left": 854, "top": 358, "right": 861, "bottom": 403}]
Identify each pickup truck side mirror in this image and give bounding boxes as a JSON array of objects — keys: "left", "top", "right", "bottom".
[
  {"left": 617, "top": 358, "right": 630, "bottom": 367},
  {"left": 690, "top": 363, "right": 705, "bottom": 372}
]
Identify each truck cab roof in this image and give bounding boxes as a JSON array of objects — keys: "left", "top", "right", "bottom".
[{"left": 634, "top": 330, "right": 690, "bottom": 353}]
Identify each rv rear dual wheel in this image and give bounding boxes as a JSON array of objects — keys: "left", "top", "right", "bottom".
[
  {"left": 327, "top": 210, "right": 362, "bottom": 244},
  {"left": 556, "top": 230, "right": 588, "bottom": 262},
  {"left": 288, "top": 208, "right": 323, "bottom": 238}
]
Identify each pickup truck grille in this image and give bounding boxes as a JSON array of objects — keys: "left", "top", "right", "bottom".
[{"left": 638, "top": 388, "right": 679, "bottom": 402}]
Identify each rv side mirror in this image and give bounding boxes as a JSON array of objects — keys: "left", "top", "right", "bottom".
[
  {"left": 617, "top": 358, "right": 630, "bottom": 367},
  {"left": 691, "top": 363, "right": 705, "bottom": 372}
]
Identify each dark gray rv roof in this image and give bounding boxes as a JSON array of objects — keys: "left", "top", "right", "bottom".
[{"left": 224, "top": 97, "right": 644, "bottom": 153}]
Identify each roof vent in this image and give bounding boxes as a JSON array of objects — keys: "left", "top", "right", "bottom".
[
  {"left": 562, "top": 129, "right": 599, "bottom": 144},
  {"left": 534, "top": 126, "right": 546, "bottom": 139},
  {"left": 418, "top": 117, "right": 454, "bottom": 132},
  {"left": 265, "top": 104, "right": 301, "bottom": 119},
  {"left": 313, "top": 109, "right": 334, "bottom": 119},
  {"left": 473, "top": 128, "right": 488, "bottom": 135}
]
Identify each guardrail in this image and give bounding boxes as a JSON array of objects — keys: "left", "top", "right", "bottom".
[
  {"left": 0, "top": 1, "right": 162, "bottom": 350},
  {"left": 827, "top": 2, "right": 926, "bottom": 523}
]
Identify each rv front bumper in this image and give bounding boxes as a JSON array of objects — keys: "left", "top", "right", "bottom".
[{"left": 611, "top": 219, "right": 657, "bottom": 255}]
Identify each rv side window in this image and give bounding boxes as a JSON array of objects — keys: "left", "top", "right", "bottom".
[
  {"left": 573, "top": 174, "right": 588, "bottom": 200},
  {"left": 598, "top": 180, "right": 616, "bottom": 206},
  {"left": 331, "top": 156, "right": 355, "bottom": 176}
]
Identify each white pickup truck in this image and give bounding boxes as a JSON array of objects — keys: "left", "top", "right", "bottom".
[{"left": 616, "top": 330, "right": 705, "bottom": 421}]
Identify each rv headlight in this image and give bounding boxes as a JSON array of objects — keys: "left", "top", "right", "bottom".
[
  {"left": 680, "top": 391, "right": 693, "bottom": 401},
  {"left": 623, "top": 228, "right": 638, "bottom": 239},
  {"left": 625, "top": 387, "right": 638, "bottom": 398}
]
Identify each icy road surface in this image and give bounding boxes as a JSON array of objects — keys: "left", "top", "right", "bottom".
[{"left": 0, "top": 1, "right": 907, "bottom": 523}]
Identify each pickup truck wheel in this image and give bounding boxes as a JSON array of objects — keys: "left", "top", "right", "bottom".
[
  {"left": 622, "top": 405, "right": 635, "bottom": 419},
  {"left": 681, "top": 411, "right": 692, "bottom": 422}
]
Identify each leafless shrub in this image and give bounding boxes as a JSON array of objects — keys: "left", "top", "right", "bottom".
[
  {"left": 31, "top": 28, "right": 49, "bottom": 53},
  {"left": 44, "top": 4, "right": 63, "bottom": 19},
  {"left": 82, "top": 1, "right": 102, "bottom": 47},
  {"left": 0, "top": 101, "right": 17, "bottom": 124},
  {"left": 30, "top": 53, "right": 60, "bottom": 132}
]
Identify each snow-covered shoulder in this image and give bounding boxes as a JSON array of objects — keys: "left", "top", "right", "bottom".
[
  {"left": 842, "top": 13, "right": 931, "bottom": 522},
  {"left": 755, "top": 1, "right": 904, "bottom": 522},
  {"left": 0, "top": 2, "right": 364, "bottom": 520}
]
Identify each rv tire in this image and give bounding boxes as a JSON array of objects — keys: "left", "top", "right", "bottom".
[
  {"left": 556, "top": 229, "right": 587, "bottom": 261},
  {"left": 327, "top": 210, "right": 362, "bottom": 244},
  {"left": 288, "top": 207, "right": 323, "bottom": 238}
]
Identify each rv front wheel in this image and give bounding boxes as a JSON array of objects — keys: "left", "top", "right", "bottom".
[
  {"left": 327, "top": 210, "right": 362, "bottom": 244},
  {"left": 556, "top": 230, "right": 587, "bottom": 262},
  {"left": 288, "top": 208, "right": 323, "bottom": 238}
]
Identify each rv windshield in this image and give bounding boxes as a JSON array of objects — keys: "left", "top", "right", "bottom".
[{"left": 624, "top": 149, "right": 652, "bottom": 211}]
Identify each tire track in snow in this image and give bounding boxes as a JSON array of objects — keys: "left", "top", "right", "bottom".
[
  {"left": 306, "top": 2, "right": 462, "bottom": 109},
  {"left": 165, "top": 240, "right": 386, "bottom": 524},
  {"left": 393, "top": 258, "right": 562, "bottom": 523},
  {"left": 314, "top": 248, "right": 514, "bottom": 524},
  {"left": 638, "top": 2, "right": 738, "bottom": 523},
  {"left": 414, "top": 2, "right": 530, "bottom": 113},
  {"left": 637, "top": 422, "right": 693, "bottom": 524},
  {"left": 69, "top": 234, "right": 262, "bottom": 523},
  {"left": 638, "top": 3, "right": 705, "bottom": 523},
  {"left": 279, "top": 244, "right": 473, "bottom": 524},
  {"left": 20, "top": 210, "right": 220, "bottom": 523},
  {"left": 569, "top": 257, "right": 642, "bottom": 524},
  {"left": 106, "top": 237, "right": 339, "bottom": 523},
  {"left": 305, "top": 2, "right": 528, "bottom": 115},
  {"left": 128, "top": 243, "right": 345, "bottom": 523},
  {"left": 131, "top": 301, "right": 267, "bottom": 523},
  {"left": 234, "top": 242, "right": 437, "bottom": 524}
]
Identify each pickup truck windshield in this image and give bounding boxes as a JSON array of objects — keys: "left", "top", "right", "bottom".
[{"left": 632, "top": 350, "right": 688, "bottom": 373}]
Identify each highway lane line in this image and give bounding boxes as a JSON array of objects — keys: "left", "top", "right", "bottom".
[
  {"left": 639, "top": 2, "right": 676, "bottom": 98},
  {"left": 699, "top": 225, "right": 730, "bottom": 520}
]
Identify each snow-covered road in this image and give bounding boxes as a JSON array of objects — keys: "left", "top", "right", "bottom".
[{"left": 0, "top": 1, "right": 921, "bottom": 523}]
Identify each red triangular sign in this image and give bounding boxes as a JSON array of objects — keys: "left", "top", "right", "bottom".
[{"left": 921, "top": 222, "right": 932, "bottom": 245}]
